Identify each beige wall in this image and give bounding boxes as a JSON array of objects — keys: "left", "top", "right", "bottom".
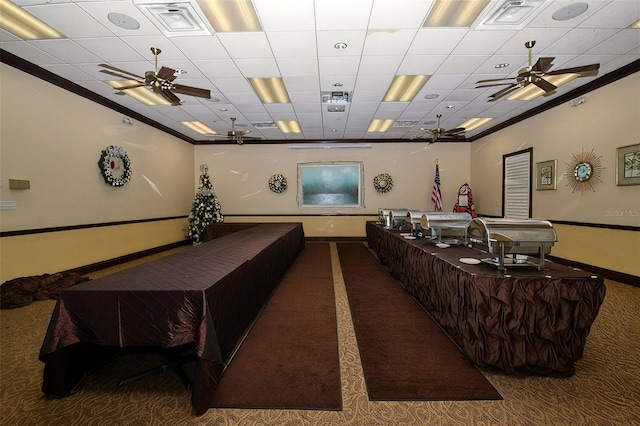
[
  {"left": 470, "top": 72, "right": 640, "bottom": 276},
  {"left": 195, "top": 142, "right": 471, "bottom": 237},
  {"left": 0, "top": 64, "right": 194, "bottom": 282}
]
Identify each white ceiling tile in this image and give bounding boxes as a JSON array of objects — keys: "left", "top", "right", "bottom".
[
  {"left": 368, "top": 0, "right": 433, "bottom": 29},
  {"left": 358, "top": 55, "right": 403, "bottom": 75},
  {"left": 211, "top": 78, "right": 254, "bottom": 93},
  {"left": 527, "top": 0, "right": 612, "bottom": 28},
  {"left": 74, "top": 37, "right": 146, "bottom": 63},
  {"left": 436, "top": 55, "right": 490, "bottom": 75},
  {"left": 397, "top": 55, "right": 447, "bottom": 75},
  {"left": 291, "top": 101, "right": 322, "bottom": 113},
  {"left": 452, "top": 31, "right": 517, "bottom": 55},
  {"left": 579, "top": 0, "right": 640, "bottom": 28},
  {"left": 24, "top": 3, "right": 113, "bottom": 38},
  {"left": 363, "top": 29, "right": 418, "bottom": 56},
  {"left": 266, "top": 31, "right": 317, "bottom": 58},
  {"left": 407, "top": 29, "right": 469, "bottom": 55},
  {"left": 277, "top": 57, "right": 319, "bottom": 78},
  {"left": 283, "top": 76, "right": 320, "bottom": 92},
  {"left": 76, "top": 1, "right": 163, "bottom": 37},
  {"left": 543, "top": 28, "right": 620, "bottom": 55},
  {"left": 234, "top": 58, "right": 280, "bottom": 77},
  {"left": 120, "top": 36, "right": 188, "bottom": 61},
  {"left": 319, "top": 75, "right": 357, "bottom": 91},
  {"left": 170, "top": 36, "right": 229, "bottom": 60},
  {"left": 193, "top": 60, "right": 243, "bottom": 79},
  {"left": 216, "top": 33, "right": 272, "bottom": 59},
  {"left": 254, "top": 0, "right": 316, "bottom": 31},
  {"left": 315, "top": 0, "right": 373, "bottom": 31},
  {"left": 586, "top": 29, "right": 640, "bottom": 55},
  {"left": 354, "top": 75, "right": 395, "bottom": 92},
  {"left": 316, "top": 31, "right": 367, "bottom": 57},
  {"left": 41, "top": 64, "right": 94, "bottom": 82},
  {"left": 30, "top": 39, "right": 103, "bottom": 64},
  {"left": 0, "top": 41, "right": 63, "bottom": 65},
  {"left": 318, "top": 56, "right": 361, "bottom": 76}
]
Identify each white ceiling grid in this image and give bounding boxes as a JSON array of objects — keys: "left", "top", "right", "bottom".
[{"left": 0, "top": 0, "right": 638, "bottom": 142}]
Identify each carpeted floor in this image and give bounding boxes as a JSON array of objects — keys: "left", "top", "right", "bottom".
[
  {"left": 336, "top": 242, "right": 501, "bottom": 401},
  {"left": 1, "top": 242, "right": 639, "bottom": 425},
  {"left": 211, "top": 243, "right": 342, "bottom": 410}
]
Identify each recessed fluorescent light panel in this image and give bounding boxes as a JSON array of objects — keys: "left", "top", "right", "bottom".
[
  {"left": 459, "top": 117, "right": 493, "bottom": 131},
  {"left": 383, "top": 75, "right": 430, "bottom": 102},
  {"left": 196, "top": 0, "right": 262, "bottom": 32},
  {"left": 276, "top": 120, "right": 301, "bottom": 133},
  {"left": 507, "top": 74, "right": 579, "bottom": 101},
  {"left": 630, "top": 19, "right": 640, "bottom": 29},
  {"left": 106, "top": 80, "right": 172, "bottom": 106},
  {"left": 248, "top": 77, "right": 291, "bottom": 104},
  {"left": 367, "top": 119, "right": 395, "bottom": 133},
  {"left": 423, "top": 0, "right": 490, "bottom": 27},
  {"left": 181, "top": 121, "right": 217, "bottom": 134},
  {"left": 0, "top": 0, "right": 65, "bottom": 40}
]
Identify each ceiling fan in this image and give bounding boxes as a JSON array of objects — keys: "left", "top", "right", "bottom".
[
  {"left": 411, "top": 114, "right": 465, "bottom": 143},
  {"left": 476, "top": 40, "right": 600, "bottom": 102},
  {"left": 211, "top": 117, "right": 261, "bottom": 145},
  {"left": 99, "top": 47, "right": 211, "bottom": 105}
]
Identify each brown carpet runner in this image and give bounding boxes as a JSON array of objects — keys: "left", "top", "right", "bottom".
[
  {"left": 336, "top": 242, "right": 502, "bottom": 401},
  {"left": 210, "top": 242, "right": 342, "bottom": 410}
]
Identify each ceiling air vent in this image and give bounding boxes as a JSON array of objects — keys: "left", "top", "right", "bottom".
[
  {"left": 251, "top": 121, "right": 277, "bottom": 129},
  {"left": 322, "top": 91, "right": 352, "bottom": 104},
  {"left": 393, "top": 120, "right": 419, "bottom": 128},
  {"left": 473, "top": 0, "right": 553, "bottom": 30},
  {"left": 134, "top": 0, "right": 212, "bottom": 36}
]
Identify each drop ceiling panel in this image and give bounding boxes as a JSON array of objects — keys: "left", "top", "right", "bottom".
[
  {"left": 1, "top": 0, "right": 636, "bottom": 143},
  {"left": 24, "top": 3, "right": 113, "bottom": 39},
  {"left": 254, "top": 0, "right": 316, "bottom": 32}
]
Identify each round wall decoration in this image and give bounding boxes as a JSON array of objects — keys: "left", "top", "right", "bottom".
[
  {"left": 565, "top": 148, "right": 604, "bottom": 194},
  {"left": 268, "top": 174, "right": 287, "bottom": 193},
  {"left": 373, "top": 173, "right": 393, "bottom": 193},
  {"left": 98, "top": 145, "right": 132, "bottom": 187}
]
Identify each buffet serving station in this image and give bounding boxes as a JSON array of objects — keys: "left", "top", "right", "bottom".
[{"left": 366, "top": 221, "right": 605, "bottom": 376}]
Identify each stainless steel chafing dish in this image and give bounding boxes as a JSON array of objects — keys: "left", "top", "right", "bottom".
[
  {"left": 378, "top": 208, "right": 393, "bottom": 227},
  {"left": 420, "top": 212, "right": 472, "bottom": 244},
  {"left": 406, "top": 210, "right": 429, "bottom": 235},
  {"left": 468, "top": 217, "right": 557, "bottom": 270},
  {"left": 389, "top": 209, "right": 409, "bottom": 229}
]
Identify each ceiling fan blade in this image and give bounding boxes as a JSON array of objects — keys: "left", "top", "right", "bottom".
[
  {"left": 99, "top": 69, "right": 147, "bottom": 82},
  {"left": 115, "top": 83, "right": 147, "bottom": 90},
  {"left": 476, "top": 83, "right": 515, "bottom": 88},
  {"left": 476, "top": 77, "right": 516, "bottom": 84},
  {"left": 533, "top": 77, "right": 557, "bottom": 93},
  {"left": 444, "top": 127, "right": 465, "bottom": 135},
  {"left": 488, "top": 83, "right": 522, "bottom": 102},
  {"left": 546, "top": 63, "right": 600, "bottom": 77},
  {"left": 172, "top": 84, "right": 211, "bottom": 99},
  {"left": 98, "top": 64, "right": 145, "bottom": 80},
  {"left": 532, "top": 57, "right": 555, "bottom": 73},
  {"left": 156, "top": 66, "right": 177, "bottom": 82},
  {"left": 159, "top": 89, "right": 182, "bottom": 105}
]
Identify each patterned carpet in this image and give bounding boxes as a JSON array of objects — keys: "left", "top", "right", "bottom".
[{"left": 1, "top": 242, "right": 639, "bottom": 425}]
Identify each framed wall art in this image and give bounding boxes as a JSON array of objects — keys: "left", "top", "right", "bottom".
[
  {"left": 536, "top": 159, "right": 557, "bottom": 191},
  {"left": 297, "top": 162, "right": 363, "bottom": 208},
  {"left": 616, "top": 143, "right": 640, "bottom": 186}
]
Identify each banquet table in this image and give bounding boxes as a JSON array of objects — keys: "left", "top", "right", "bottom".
[
  {"left": 39, "top": 222, "right": 304, "bottom": 415},
  {"left": 366, "top": 221, "right": 606, "bottom": 376}
]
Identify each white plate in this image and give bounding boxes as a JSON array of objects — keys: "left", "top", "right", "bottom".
[
  {"left": 459, "top": 257, "right": 481, "bottom": 265},
  {"left": 400, "top": 233, "right": 412, "bottom": 236},
  {"left": 403, "top": 236, "right": 417, "bottom": 240},
  {"left": 436, "top": 243, "right": 450, "bottom": 248}
]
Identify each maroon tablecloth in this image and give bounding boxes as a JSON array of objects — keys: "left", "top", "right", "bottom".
[
  {"left": 39, "top": 223, "right": 304, "bottom": 415},
  {"left": 366, "top": 222, "right": 605, "bottom": 376}
]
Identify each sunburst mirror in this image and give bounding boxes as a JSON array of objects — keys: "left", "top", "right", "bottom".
[{"left": 565, "top": 148, "right": 604, "bottom": 194}]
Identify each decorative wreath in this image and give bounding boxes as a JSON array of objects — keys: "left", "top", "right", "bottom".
[
  {"left": 268, "top": 174, "right": 287, "bottom": 193},
  {"left": 373, "top": 173, "right": 393, "bottom": 193},
  {"left": 98, "top": 145, "right": 132, "bottom": 187}
]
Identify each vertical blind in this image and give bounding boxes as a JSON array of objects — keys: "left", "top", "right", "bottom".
[{"left": 503, "top": 149, "right": 532, "bottom": 219}]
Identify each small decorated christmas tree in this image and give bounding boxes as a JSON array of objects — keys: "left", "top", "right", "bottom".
[{"left": 188, "top": 165, "right": 223, "bottom": 244}]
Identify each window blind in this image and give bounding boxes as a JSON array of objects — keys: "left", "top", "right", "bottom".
[{"left": 503, "top": 149, "right": 532, "bottom": 219}]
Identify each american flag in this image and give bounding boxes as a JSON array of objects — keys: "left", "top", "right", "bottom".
[{"left": 431, "top": 163, "right": 443, "bottom": 211}]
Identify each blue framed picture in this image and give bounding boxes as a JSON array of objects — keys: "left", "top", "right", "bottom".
[{"left": 298, "top": 162, "right": 363, "bottom": 208}]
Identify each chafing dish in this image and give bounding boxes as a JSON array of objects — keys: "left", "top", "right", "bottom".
[
  {"left": 420, "top": 212, "right": 472, "bottom": 244},
  {"left": 468, "top": 217, "right": 557, "bottom": 270},
  {"left": 378, "top": 208, "right": 392, "bottom": 227},
  {"left": 389, "top": 209, "right": 409, "bottom": 229},
  {"left": 406, "top": 210, "right": 429, "bottom": 235}
]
